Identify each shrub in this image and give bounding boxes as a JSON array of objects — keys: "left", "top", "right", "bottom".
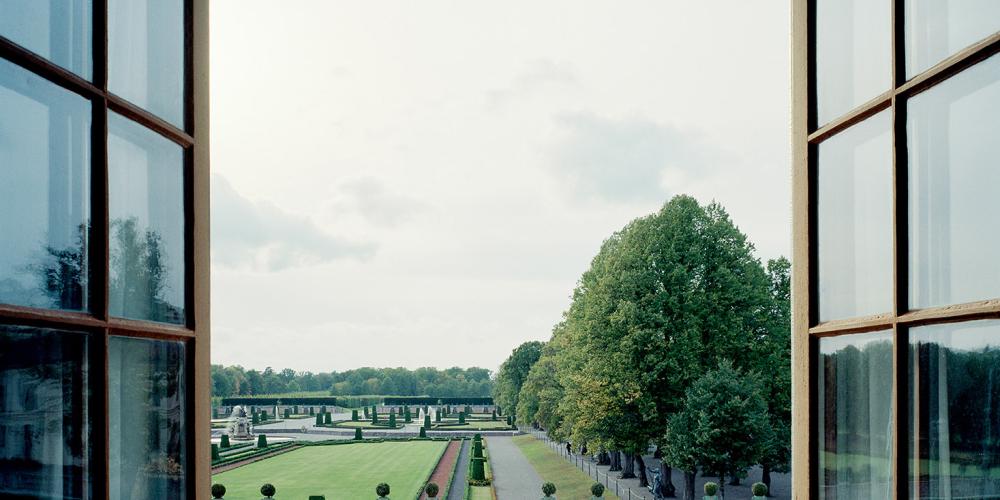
[
  {"left": 424, "top": 414, "right": 432, "bottom": 429},
  {"left": 284, "top": 409, "right": 291, "bottom": 419},
  {"left": 220, "top": 434, "right": 231, "bottom": 448},
  {"left": 309, "top": 407, "right": 314, "bottom": 415},
  {"left": 752, "top": 482, "right": 768, "bottom": 496},
  {"left": 419, "top": 427, "right": 427, "bottom": 438},
  {"left": 591, "top": 482, "right": 605, "bottom": 497},
  {"left": 542, "top": 482, "right": 557, "bottom": 497},
  {"left": 376, "top": 482, "right": 391, "bottom": 497},
  {"left": 324, "top": 412, "right": 332, "bottom": 424},
  {"left": 470, "top": 457, "right": 486, "bottom": 481},
  {"left": 257, "top": 434, "right": 268, "bottom": 449},
  {"left": 424, "top": 482, "right": 440, "bottom": 498},
  {"left": 491, "top": 409, "right": 497, "bottom": 421},
  {"left": 372, "top": 409, "right": 379, "bottom": 424},
  {"left": 352, "top": 409, "right": 359, "bottom": 421},
  {"left": 704, "top": 482, "right": 719, "bottom": 496},
  {"left": 316, "top": 413, "right": 323, "bottom": 426},
  {"left": 388, "top": 412, "right": 397, "bottom": 427},
  {"left": 355, "top": 428, "right": 363, "bottom": 440},
  {"left": 473, "top": 433, "right": 482, "bottom": 441},
  {"left": 252, "top": 412, "right": 260, "bottom": 425},
  {"left": 459, "top": 412, "right": 466, "bottom": 424},
  {"left": 260, "top": 412, "right": 267, "bottom": 422},
  {"left": 309, "top": 496, "right": 325, "bottom": 500},
  {"left": 404, "top": 407, "right": 412, "bottom": 423},
  {"left": 506, "top": 415, "right": 512, "bottom": 426},
  {"left": 435, "top": 411, "right": 441, "bottom": 422},
  {"left": 211, "top": 444, "right": 220, "bottom": 461},
  {"left": 211, "top": 483, "right": 226, "bottom": 499},
  {"left": 321, "top": 405, "right": 327, "bottom": 414},
  {"left": 260, "top": 483, "right": 276, "bottom": 497},
  {"left": 472, "top": 440, "right": 483, "bottom": 458}
]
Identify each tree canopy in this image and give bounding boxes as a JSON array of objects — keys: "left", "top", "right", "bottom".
[{"left": 493, "top": 340, "right": 544, "bottom": 416}]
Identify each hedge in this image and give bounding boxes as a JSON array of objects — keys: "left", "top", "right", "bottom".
[
  {"left": 222, "top": 396, "right": 340, "bottom": 406},
  {"left": 382, "top": 397, "right": 493, "bottom": 405}
]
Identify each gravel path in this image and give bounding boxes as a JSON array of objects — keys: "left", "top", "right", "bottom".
[
  {"left": 488, "top": 436, "right": 543, "bottom": 500},
  {"left": 447, "top": 440, "right": 470, "bottom": 500},
  {"left": 421, "top": 440, "right": 462, "bottom": 499}
]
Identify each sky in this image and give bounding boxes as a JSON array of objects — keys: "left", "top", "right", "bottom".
[{"left": 209, "top": 1, "right": 792, "bottom": 373}]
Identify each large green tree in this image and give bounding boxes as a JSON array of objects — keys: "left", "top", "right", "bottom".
[
  {"left": 755, "top": 257, "right": 791, "bottom": 493},
  {"left": 493, "top": 341, "right": 545, "bottom": 416}
]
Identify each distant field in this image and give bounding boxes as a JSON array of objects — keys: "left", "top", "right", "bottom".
[{"left": 212, "top": 440, "right": 447, "bottom": 499}]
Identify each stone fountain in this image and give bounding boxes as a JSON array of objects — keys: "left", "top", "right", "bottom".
[{"left": 226, "top": 405, "right": 254, "bottom": 441}]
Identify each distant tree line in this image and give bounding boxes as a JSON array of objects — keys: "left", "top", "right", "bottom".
[{"left": 211, "top": 365, "right": 493, "bottom": 399}]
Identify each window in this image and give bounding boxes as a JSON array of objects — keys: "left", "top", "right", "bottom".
[
  {"left": 794, "top": 1, "right": 999, "bottom": 498},
  {"left": 0, "top": 1, "right": 206, "bottom": 498}
]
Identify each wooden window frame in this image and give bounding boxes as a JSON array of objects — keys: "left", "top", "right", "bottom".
[
  {"left": 792, "top": 0, "right": 1000, "bottom": 498},
  {"left": 0, "top": 0, "right": 210, "bottom": 498}
]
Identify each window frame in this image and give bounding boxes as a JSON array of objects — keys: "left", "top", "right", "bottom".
[
  {"left": 792, "top": 0, "right": 1000, "bottom": 498},
  {"left": 0, "top": 0, "right": 210, "bottom": 498}
]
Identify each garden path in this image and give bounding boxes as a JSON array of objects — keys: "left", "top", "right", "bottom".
[
  {"left": 446, "top": 440, "right": 470, "bottom": 500},
  {"left": 488, "top": 436, "right": 543, "bottom": 500}
]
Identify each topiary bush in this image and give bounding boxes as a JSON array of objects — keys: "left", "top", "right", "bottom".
[
  {"left": 472, "top": 440, "right": 483, "bottom": 458},
  {"left": 257, "top": 434, "right": 268, "bottom": 449},
  {"left": 542, "top": 482, "right": 557, "bottom": 497},
  {"left": 591, "top": 482, "right": 605, "bottom": 497},
  {"left": 220, "top": 434, "right": 231, "bottom": 448},
  {"left": 492, "top": 409, "right": 497, "bottom": 421},
  {"left": 316, "top": 413, "right": 323, "bottom": 426},
  {"left": 352, "top": 409, "right": 359, "bottom": 421},
  {"left": 458, "top": 412, "right": 466, "bottom": 424},
  {"left": 424, "top": 482, "right": 439, "bottom": 498},
  {"left": 470, "top": 457, "right": 486, "bottom": 481},
  {"left": 260, "top": 483, "right": 276, "bottom": 498},
  {"left": 752, "top": 482, "right": 768, "bottom": 497},
  {"left": 355, "top": 428, "right": 363, "bottom": 440},
  {"left": 324, "top": 412, "right": 332, "bottom": 424},
  {"left": 405, "top": 407, "right": 412, "bottom": 422},
  {"left": 388, "top": 412, "right": 397, "bottom": 427},
  {"left": 376, "top": 482, "right": 390, "bottom": 498},
  {"left": 284, "top": 408, "right": 291, "bottom": 419},
  {"left": 252, "top": 412, "right": 260, "bottom": 425},
  {"left": 308, "top": 496, "right": 325, "bottom": 500},
  {"left": 419, "top": 427, "right": 427, "bottom": 438},
  {"left": 424, "top": 414, "right": 432, "bottom": 429},
  {"left": 435, "top": 410, "right": 441, "bottom": 422},
  {"left": 704, "top": 482, "right": 719, "bottom": 496},
  {"left": 211, "top": 444, "right": 220, "bottom": 461},
  {"left": 211, "top": 483, "right": 226, "bottom": 499}
]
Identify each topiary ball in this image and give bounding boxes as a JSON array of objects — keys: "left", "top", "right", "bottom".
[
  {"left": 376, "top": 482, "right": 391, "bottom": 497},
  {"left": 260, "top": 483, "right": 276, "bottom": 497},
  {"left": 211, "top": 483, "right": 226, "bottom": 499},
  {"left": 425, "top": 482, "right": 440, "bottom": 497},
  {"left": 542, "top": 482, "right": 557, "bottom": 496},
  {"left": 704, "top": 481, "right": 719, "bottom": 496},
  {"left": 752, "top": 482, "right": 768, "bottom": 496},
  {"left": 590, "top": 482, "right": 605, "bottom": 497}
]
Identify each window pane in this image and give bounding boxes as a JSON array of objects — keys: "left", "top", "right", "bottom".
[
  {"left": 908, "top": 55, "right": 1000, "bottom": 309},
  {"left": 817, "top": 111, "right": 893, "bottom": 321},
  {"left": 0, "top": 0, "right": 93, "bottom": 79},
  {"left": 817, "top": 331, "right": 894, "bottom": 500},
  {"left": 109, "top": 336, "right": 187, "bottom": 500},
  {"left": 0, "top": 58, "right": 91, "bottom": 312},
  {"left": 108, "top": 0, "right": 184, "bottom": 128},
  {"left": 816, "top": 0, "right": 891, "bottom": 125},
  {"left": 910, "top": 321, "right": 1000, "bottom": 497},
  {"left": 108, "top": 113, "right": 185, "bottom": 324},
  {"left": 905, "top": 0, "right": 1000, "bottom": 79},
  {"left": 0, "top": 325, "right": 90, "bottom": 498}
]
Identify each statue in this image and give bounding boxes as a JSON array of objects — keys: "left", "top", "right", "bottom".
[{"left": 227, "top": 405, "right": 254, "bottom": 440}]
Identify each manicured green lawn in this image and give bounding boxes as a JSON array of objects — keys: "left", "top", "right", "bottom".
[
  {"left": 513, "top": 434, "right": 620, "bottom": 500},
  {"left": 435, "top": 419, "right": 511, "bottom": 430},
  {"left": 212, "top": 440, "right": 447, "bottom": 498},
  {"left": 331, "top": 420, "right": 403, "bottom": 429}
]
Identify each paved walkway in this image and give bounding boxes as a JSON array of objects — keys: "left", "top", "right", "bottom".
[
  {"left": 447, "top": 440, "right": 470, "bottom": 500},
  {"left": 488, "top": 436, "right": 543, "bottom": 500}
]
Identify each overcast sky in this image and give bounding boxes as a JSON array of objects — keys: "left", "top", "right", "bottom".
[{"left": 209, "top": 1, "right": 792, "bottom": 373}]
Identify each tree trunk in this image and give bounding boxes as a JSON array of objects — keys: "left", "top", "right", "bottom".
[
  {"left": 636, "top": 454, "right": 649, "bottom": 487},
  {"left": 598, "top": 450, "right": 611, "bottom": 465},
  {"left": 683, "top": 470, "right": 696, "bottom": 500},
  {"left": 620, "top": 452, "right": 636, "bottom": 479},
  {"left": 729, "top": 472, "right": 740, "bottom": 486},
  {"left": 719, "top": 471, "right": 726, "bottom": 500},
  {"left": 659, "top": 463, "right": 676, "bottom": 497},
  {"left": 609, "top": 450, "right": 622, "bottom": 472},
  {"left": 762, "top": 464, "right": 772, "bottom": 496}
]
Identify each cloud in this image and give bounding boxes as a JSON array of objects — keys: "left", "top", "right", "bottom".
[
  {"left": 212, "top": 175, "right": 375, "bottom": 271},
  {"left": 331, "top": 177, "right": 429, "bottom": 228},
  {"left": 547, "top": 112, "right": 721, "bottom": 203},
  {"left": 487, "top": 59, "right": 578, "bottom": 107}
]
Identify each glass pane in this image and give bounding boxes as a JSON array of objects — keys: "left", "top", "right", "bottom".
[
  {"left": 908, "top": 55, "right": 1000, "bottom": 309},
  {"left": 108, "top": 0, "right": 184, "bottom": 128},
  {"left": 0, "top": 0, "right": 93, "bottom": 79},
  {"left": 0, "top": 325, "right": 90, "bottom": 498},
  {"left": 0, "top": 58, "right": 91, "bottom": 312},
  {"left": 905, "top": 0, "right": 1000, "bottom": 78},
  {"left": 109, "top": 336, "right": 187, "bottom": 500},
  {"left": 910, "top": 321, "right": 1000, "bottom": 497},
  {"left": 817, "top": 111, "right": 893, "bottom": 321},
  {"left": 108, "top": 113, "right": 185, "bottom": 324},
  {"left": 816, "top": 0, "right": 892, "bottom": 125},
  {"left": 817, "top": 331, "right": 894, "bottom": 500}
]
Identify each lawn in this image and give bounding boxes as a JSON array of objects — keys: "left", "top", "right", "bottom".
[
  {"left": 434, "top": 420, "right": 512, "bottom": 430},
  {"left": 212, "top": 440, "right": 447, "bottom": 499},
  {"left": 512, "top": 434, "right": 620, "bottom": 500},
  {"left": 330, "top": 420, "right": 404, "bottom": 429}
]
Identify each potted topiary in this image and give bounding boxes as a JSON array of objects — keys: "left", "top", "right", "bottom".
[
  {"left": 260, "top": 483, "right": 276, "bottom": 499},
  {"left": 590, "top": 482, "right": 605, "bottom": 499},
  {"left": 703, "top": 481, "right": 719, "bottom": 500},
  {"left": 211, "top": 483, "right": 226, "bottom": 499},
  {"left": 541, "top": 482, "right": 557, "bottom": 499},
  {"left": 424, "top": 482, "right": 440, "bottom": 498},
  {"left": 376, "top": 482, "right": 391, "bottom": 499},
  {"left": 751, "top": 482, "right": 768, "bottom": 499}
]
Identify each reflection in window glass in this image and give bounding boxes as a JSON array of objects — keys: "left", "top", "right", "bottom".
[
  {"left": 905, "top": 0, "right": 1000, "bottom": 79},
  {"left": 0, "top": 325, "right": 90, "bottom": 498},
  {"left": 817, "top": 331, "right": 893, "bottom": 500},
  {"left": 818, "top": 111, "right": 893, "bottom": 321},
  {"left": 0, "top": 0, "right": 93, "bottom": 79},
  {"left": 908, "top": 55, "right": 1000, "bottom": 310},
  {"left": 109, "top": 336, "right": 186, "bottom": 500},
  {"left": 108, "top": 0, "right": 184, "bottom": 128},
  {"left": 0, "top": 58, "right": 91, "bottom": 311},
  {"left": 910, "top": 321, "right": 1000, "bottom": 497},
  {"left": 108, "top": 113, "right": 185, "bottom": 324},
  {"left": 816, "top": 0, "right": 891, "bottom": 125}
]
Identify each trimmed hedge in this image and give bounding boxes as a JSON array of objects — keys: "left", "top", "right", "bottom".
[
  {"left": 220, "top": 434, "right": 231, "bottom": 448},
  {"left": 211, "top": 444, "right": 220, "bottom": 461},
  {"left": 419, "top": 427, "right": 427, "bottom": 438},
  {"left": 257, "top": 434, "right": 268, "bottom": 449},
  {"left": 352, "top": 409, "right": 359, "bottom": 421},
  {"left": 382, "top": 397, "right": 493, "bottom": 405},
  {"left": 354, "top": 428, "right": 363, "bottom": 440}
]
